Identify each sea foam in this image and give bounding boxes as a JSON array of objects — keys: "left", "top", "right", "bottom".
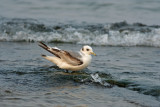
[{"left": 0, "top": 18, "right": 160, "bottom": 47}]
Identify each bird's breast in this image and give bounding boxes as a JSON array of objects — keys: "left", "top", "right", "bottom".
[{"left": 82, "top": 55, "right": 92, "bottom": 66}]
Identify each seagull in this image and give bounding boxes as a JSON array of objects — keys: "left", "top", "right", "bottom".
[{"left": 38, "top": 42, "right": 96, "bottom": 71}]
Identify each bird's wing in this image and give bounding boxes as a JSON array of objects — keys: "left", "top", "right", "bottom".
[
  {"left": 38, "top": 42, "right": 61, "bottom": 58},
  {"left": 38, "top": 42, "right": 83, "bottom": 66},
  {"left": 59, "top": 50, "right": 83, "bottom": 66}
]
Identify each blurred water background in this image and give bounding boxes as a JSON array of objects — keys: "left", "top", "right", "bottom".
[{"left": 0, "top": 0, "right": 160, "bottom": 107}]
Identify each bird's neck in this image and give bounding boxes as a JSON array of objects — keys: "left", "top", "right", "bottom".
[
  {"left": 83, "top": 54, "right": 92, "bottom": 64},
  {"left": 80, "top": 51, "right": 92, "bottom": 64}
]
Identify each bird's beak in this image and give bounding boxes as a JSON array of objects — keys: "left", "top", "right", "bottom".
[{"left": 91, "top": 52, "right": 96, "bottom": 56}]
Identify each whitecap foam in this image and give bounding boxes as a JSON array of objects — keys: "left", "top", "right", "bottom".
[{"left": 1, "top": 19, "right": 160, "bottom": 47}]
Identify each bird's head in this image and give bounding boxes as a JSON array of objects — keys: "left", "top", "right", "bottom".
[{"left": 81, "top": 45, "right": 96, "bottom": 56}]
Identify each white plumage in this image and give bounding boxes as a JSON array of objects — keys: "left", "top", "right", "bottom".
[{"left": 39, "top": 42, "right": 96, "bottom": 71}]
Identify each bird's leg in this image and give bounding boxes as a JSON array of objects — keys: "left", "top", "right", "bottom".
[
  {"left": 64, "top": 69, "right": 71, "bottom": 73},
  {"left": 71, "top": 71, "right": 76, "bottom": 73},
  {"left": 64, "top": 69, "right": 68, "bottom": 73}
]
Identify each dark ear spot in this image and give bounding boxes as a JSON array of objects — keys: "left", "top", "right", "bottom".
[{"left": 82, "top": 47, "right": 84, "bottom": 51}]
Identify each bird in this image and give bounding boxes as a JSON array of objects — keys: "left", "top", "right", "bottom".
[{"left": 38, "top": 42, "right": 96, "bottom": 71}]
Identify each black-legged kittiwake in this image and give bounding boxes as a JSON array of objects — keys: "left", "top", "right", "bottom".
[{"left": 38, "top": 42, "right": 96, "bottom": 71}]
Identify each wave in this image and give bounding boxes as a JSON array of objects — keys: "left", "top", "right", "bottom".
[{"left": 0, "top": 17, "right": 160, "bottom": 47}]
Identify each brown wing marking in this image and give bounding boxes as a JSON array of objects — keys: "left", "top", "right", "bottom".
[
  {"left": 39, "top": 42, "right": 83, "bottom": 66},
  {"left": 61, "top": 50, "right": 83, "bottom": 65},
  {"left": 38, "top": 42, "right": 61, "bottom": 58}
]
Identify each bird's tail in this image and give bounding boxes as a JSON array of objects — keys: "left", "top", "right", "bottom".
[{"left": 41, "top": 54, "right": 46, "bottom": 57}]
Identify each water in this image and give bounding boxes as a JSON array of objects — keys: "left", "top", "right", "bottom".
[
  {"left": 1, "top": 19, "right": 160, "bottom": 47},
  {"left": 0, "top": 42, "right": 160, "bottom": 107},
  {"left": 1, "top": 0, "right": 160, "bottom": 25},
  {"left": 0, "top": 0, "right": 160, "bottom": 107}
]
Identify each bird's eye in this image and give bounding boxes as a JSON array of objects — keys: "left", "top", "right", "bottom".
[{"left": 86, "top": 49, "right": 89, "bottom": 51}]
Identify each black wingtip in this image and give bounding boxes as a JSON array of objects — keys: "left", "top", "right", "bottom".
[
  {"left": 38, "top": 42, "right": 61, "bottom": 59},
  {"left": 38, "top": 42, "right": 49, "bottom": 50},
  {"left": 38, "top": 41, "right": 46, "bottom": 46}
]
